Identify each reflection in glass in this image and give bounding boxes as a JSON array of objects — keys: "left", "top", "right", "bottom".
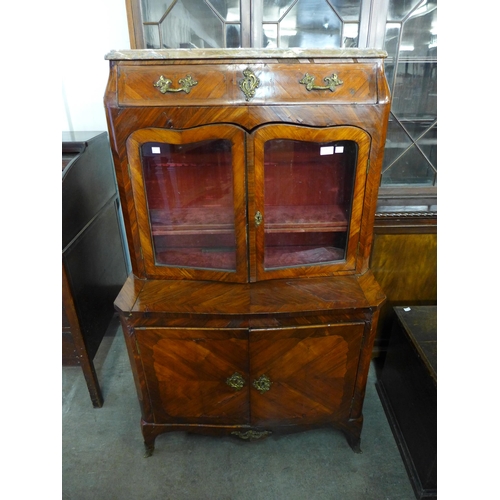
[
  {"left": 382, "top": 0, "right": 437, "bottom": 187},
  {"left": 141, "top": 140, "right": 237, "bottom": 270},
  {"left": 263, "top": 139, "right": 357, "bottom": 269},
  {"left": 382, "top": 118, "right": 436, "bottom": 186},
  {"left": 262, "top": 0, "right": 360, "bottom": 48},
  {"left": 141, "top": 0, "right": 242, "bottom": 48}
]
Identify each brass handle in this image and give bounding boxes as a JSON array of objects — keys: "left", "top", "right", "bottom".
[
  {"left": 253, "top": 374, "right": 272, "bottom": 394},
  {"left": 226, "top": 372, "right": 246, "bottom": 391},
  {"left": 299, "top": 73, "right": 343, "bottom": 92},
  {"left": 255, "top": 211, "right": 263, "bottom": 226},
  {"left": 154, "top": 74, "right": 198, "bottom": 94},
  {"left": 239, "top": 68, "right": 260, "bottom": 101}
]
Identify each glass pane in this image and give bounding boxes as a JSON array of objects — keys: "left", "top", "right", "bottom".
[
  {"left": 160, "top": 0, "right": 224, "bottom": 48},
  {"left": 384, "top": 22, "right": 401, "bottom": 64},
  {"left": 226, "top": 24, "right": 241, "bottom": 47},
  {"left": 382, "top": 144, "right": 435, "bottom": 186},
  {"left": 281, "top": 0, "right": 342, "bottom": 48},
  {"left": 143, "top": 24, "right": 160, "bottom": 49},
  {"left": 416, "top": 124, "right": 437, "bottom": 171},
  {"left": 208, "top": 0, "right": 241, "bottom": 21},
  {"left": 392, "top": 62, "right": 436, "bottom": 119},
  {"left": 141, "top": 140, "right": 236, "bottom": 271},
  {"left": 140, "top": 0, "right": 176, "bottom": 22},
  {"left": 401, "top": 1, "right": 437, "bottom": 57},
  {"left": 263, "top": 23, "right": 278, "bottom": 48},
  {"left": 331, "top": 0, "right": 361, "bottom": 22},
  {"left": 263, "top": 0, "right": 297, "bottom": 21},
  {"left": 263, "top": 139, "right": 357, "bottom": 269},
  {"left": 263, "top": 0, "right": 359, "bottom": 48},
  {"left": 387, "top": 0, "right": 423, "bottom": 21}
]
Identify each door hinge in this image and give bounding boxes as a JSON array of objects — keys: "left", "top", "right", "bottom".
[{"left": 366, "top": 158, "right": 370, "bottom": 173}]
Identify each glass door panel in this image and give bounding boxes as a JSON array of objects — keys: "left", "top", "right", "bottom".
[
  {"left": 251, "top": 124, "right": 370, "bottom": 280},
  {"left": 141, "top": 139, "right": 236, "bottom": 270},
  {"left": 127, "top": 125, "right": 248, "bottom": 282},
  {"left": 263, "top": 139, "right": 357, "bottom": 269}
]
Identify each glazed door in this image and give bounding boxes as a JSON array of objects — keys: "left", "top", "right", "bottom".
[
  {"left": 126, "top": 125, "right": 248, "bottom": 282},
  {"left": 249, "top": 324, "right": 366, "bottom": 427},
  {"left": 134, "top": 328, "right": 250, "bottom": 425},
  {"left": 249, "top": 124, "right": 371, "bottom": 281}
]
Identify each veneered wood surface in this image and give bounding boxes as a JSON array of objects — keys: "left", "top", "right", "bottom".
[
  {"left": 104, "top": 54, "right": 390, "bottom": 281},
  {"left": 117, "top": 62, "right": 378, "bottom": 107},
  {"left": 251, "top": 124, "right": 370, "bottom": 281},
  {"left": 126, "top": 125, "right": 248, "bottom": 282},
  {"left": 249, "top": 324, "right": 364, "bottom": 426},
  {"left": 135, "top": 328, "right": 250, "bottom": 424},
  {"left": 114, "top": 270, "right": 385, "bottom": 319}
]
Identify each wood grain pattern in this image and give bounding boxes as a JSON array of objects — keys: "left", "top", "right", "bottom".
[
  {"left": 105, "top": 50, "right": 390, "bottom": 455},
  {"left": 249, "top": 324, "right": 364, "bottom": 426},
  {"left": 136, "top": 328, "right": 249, "bottom": 424},
  {"left": 104, "top": 54, "right": 390, "bottom": 281}
]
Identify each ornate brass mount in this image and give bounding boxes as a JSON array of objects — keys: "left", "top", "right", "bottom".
[
  {"left": 253, "top": 374, "right": 272, "bottom": 394},
  {"left": 299, "top": 73, "right": 343, "bottom": 92},
  {"left": 231, "top": 430, "right": 272, "bottom": 440},
  {"left": 239, "top": 68, "right": 260, "bottom": 101},
  {"left": 254, "top": 211, "right": 263, "bottom": 226},
  {"left": 226, "top": 372, "right": 246, "bottom": 390},
  {"left": 153, "top": 74, "right": 198, "bottom": 94}
]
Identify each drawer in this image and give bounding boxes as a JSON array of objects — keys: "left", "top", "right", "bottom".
[
  {"left": 118, "top": 64, "right": 232, "bottom": 106},
  {"left": 238, "top": 62, "right": 378, "bottom": 105},
  {"left": 118, "top": 62, "right": 378, "bottom": 107}
]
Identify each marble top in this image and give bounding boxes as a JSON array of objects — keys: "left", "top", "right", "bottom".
[{"left": 105, "top": 48, "right": 387, "bottom": 61}]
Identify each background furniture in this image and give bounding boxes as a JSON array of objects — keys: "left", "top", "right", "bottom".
[
  {"left": 376, "top": 306, "right": 437, "bottom": 499},
  {"left": 105, "top": 48, "right": 391, "bottom": 455},
  {"left": 62, "top": 131, "right": 128, "bottom": 407}
]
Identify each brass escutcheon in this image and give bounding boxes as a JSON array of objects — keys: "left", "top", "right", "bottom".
[
  {"left": 231, "top": 430, "right": 272, "bottom": 440},
  {"left": 299, "top": 73, "right": 343, "bottom": 92},
  {"left": 239, "top": 68, "right": 260, "bottom": 101},
  {"left": 226, "top": 372, "right": 246, "bottom": 390},
  {"left": 255, "top": 211, "right": 263, "bottom": 226},
  {"left": 253, "top": 374, "right": 272, "bottom": 394},
  {"left": 154, "top": 74, "right": 198, "bottom": 94}
]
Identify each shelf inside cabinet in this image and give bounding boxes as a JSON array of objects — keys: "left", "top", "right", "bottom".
[
  {"left": 150, "top": 208, "right": 234, "bottom": 236},
  {"left": 266, "top": 205, "right": 349, "bottom": 233}
]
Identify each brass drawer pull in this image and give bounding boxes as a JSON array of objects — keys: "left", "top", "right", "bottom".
[
  {"left": 153, "top": 74, "right": 198, "bottom": 94},
  {"left": 239, "top": 68, "right": 260, "bottom": 101},
  {"left": 253, "top": 374, "right": 272, "bottom": 394},
  {"left": 226, "top": 372, "right": 246, "bottom": 390},
  {"left": 299, "top": 73, "right": 343, "bottom": 92}
]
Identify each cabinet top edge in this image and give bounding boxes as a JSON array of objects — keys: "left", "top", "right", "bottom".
[{"left": 105, "top": 48, "right": 387, "bottom": 61}]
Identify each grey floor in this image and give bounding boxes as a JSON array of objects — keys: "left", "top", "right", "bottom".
[{"left": 62, "top": 316, "right": 416, "bottom": 500}]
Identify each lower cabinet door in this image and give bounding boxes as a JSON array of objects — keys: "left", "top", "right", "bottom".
[
  {"left": 134, "top": 328, "right": 250, "bottom": 425},
  {"left": 249, "top": 323, "right": 365, "bottom": 426}
]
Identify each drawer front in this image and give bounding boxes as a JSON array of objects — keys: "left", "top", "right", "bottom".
[
  {"left": 236, "top": 63, "right": 378, "bottom": 105},
  {"left": 118, "top": 62, "right": 378, "bottom": 107},
  {"left": 118, "top": 64, "right": 232, "bottom": 106}
]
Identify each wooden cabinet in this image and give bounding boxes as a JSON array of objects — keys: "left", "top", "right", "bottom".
[
  {"left": 376, "top": 306, "right": 437, "bottom": 499},
  {"left": 104, "top": 48, "right": 390, "bottom": 455},
  {"left": 62, "top": 131, "right": 128, "bottom": 407}
]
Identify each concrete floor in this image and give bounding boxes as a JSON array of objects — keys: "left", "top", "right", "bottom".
[{"left": 62, "top": 316, "right": 416, "bottom": 500}]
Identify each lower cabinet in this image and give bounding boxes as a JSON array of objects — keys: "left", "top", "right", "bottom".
[{"left": 116, "top": 273, "right": 385, "bottom": 455}]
